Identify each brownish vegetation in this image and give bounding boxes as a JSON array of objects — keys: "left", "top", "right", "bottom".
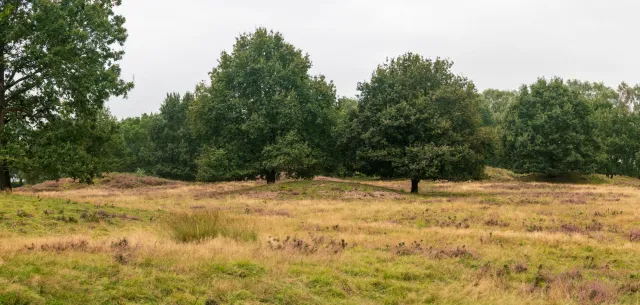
[{"left": 2, "top": 172, "right": 640, "bottom": 304}]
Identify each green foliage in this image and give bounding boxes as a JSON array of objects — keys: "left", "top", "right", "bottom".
[
  {"left": 347, "top": 53, "right": 489, "bottom": 191},
  {"left": 334, "top": 97, "right": 359, "bottom": 176},
  {"left": 118, "top": 93, "right": 199, "bottom": 181},
  {"left": 119, "top": 114, "right": 156, "bottom": 173},
  {"left": 0, "top": 0, "right": 132, "bottom": 188},
  {"left": 502, "top": 78, "right": 600, "bottom": 176},
  {"left": 617, "top": 82, "right": 640, "bottom": 111},
  {"left": 481, "top": 89, "right": 517, "bottom": 126},
  {"left": 477, "top": 89, "right": 517, "bottom": 167},
  {"left": 568, "top": 80, "right": 640, "bottom": 178},
  {"left": 195, "top": 147, "right": 252, "bottom": 182},
  {"left": 163, "top": 210, "right": 257, "bottom": 243},
  {"left": 190, "top": 28, "right": 337, "bottom": 183},
  {"left": 148, "top": 93, "right": 198, "bottom": 181},
  {"left": 25, "top": 107, "right": 124, "bottom": 184}
]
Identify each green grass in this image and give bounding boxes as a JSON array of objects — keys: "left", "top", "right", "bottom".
[
  {"left": 163, "top": 210, "right": 257, "bottom": 243},
  {"left": 4, "top": 174, "right": 640, "bottom": 304},
  {"left": 0, "top": 194, "right": 153, "bottom": 236}
]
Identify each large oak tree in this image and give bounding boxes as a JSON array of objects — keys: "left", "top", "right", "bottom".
[
  {"left": 0, "top": 0, "right": 132, "bottom": 190},
  {"left": 190, "top": 28, "right": 337, "bottom": 183},
  {"left": 351, "top": 53, "right": 490, "bottom": 193}
]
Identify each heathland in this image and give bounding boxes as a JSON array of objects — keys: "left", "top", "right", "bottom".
[{"left": 1, "top": 169, "right": 640, "bottom": 304}]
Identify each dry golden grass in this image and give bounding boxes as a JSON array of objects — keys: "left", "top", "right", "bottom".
[{"left": 1, "top": 173, "right": 640, "bottom": 304}]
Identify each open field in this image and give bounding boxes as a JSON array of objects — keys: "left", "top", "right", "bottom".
[{"left": 2, "top": 172, "right": 640, "bottom": 304}]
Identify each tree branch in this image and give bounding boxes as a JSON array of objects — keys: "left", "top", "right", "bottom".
[
  {"left": 4, "top": 107, "right": 26, "bottom": 113},
  {"left": 5, "top": 83, "right": 38, "bottom": 104},
  {"left": 5, "top": 69, "right": 18, "bottom": 89},
  {"left": 5, "top": 71, "right": 37, "bottom": 91}
]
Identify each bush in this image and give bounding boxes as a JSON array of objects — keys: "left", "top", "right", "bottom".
[{"left": 164, "top": 210, "right": 257, "bottom": 243}]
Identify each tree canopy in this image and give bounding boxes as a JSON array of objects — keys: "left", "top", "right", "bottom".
[
  {"left": 26, "top": 107, "right": 123, "bottom": 183},
  {"left": 149, "top": 93, "right": 198, "bottom": 181},
  {"left": 567, "top": 80, "right": 640, "bottom": 178},
  {"left": 6, "top": 12, "right": 640, "bottom": 191},
  {"left": 0, "top": 0, "right": 132, "bottom": 189},
  {"left": 501, "top": 78, "right": 600, "bottom": 176},
  {"left": 348, "top": 53, "right": 490, "bottom": 192},
  {"left": 189, "top": 28, "right": 337, "bottom": 183}
]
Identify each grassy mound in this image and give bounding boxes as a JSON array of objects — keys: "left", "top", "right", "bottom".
[
  {"left": 484, "top": 167, "right": 640, "bottom": 186},
  {"left": 21, "top": 173, "right": 181, "bottom": 192},
  {"left": 18, "top": 177, "right": 85, "bottom": 192},
  {"left": 234, "top": 180, "right": 407, "bottom": 200},
  {"left": 0, "top": 194, "right": 152, "bottom": 235},
  {"left": 484, "top": 167, "right": 521, "bottom": 182},
  {"left": 96, "top": 173, "right": 180, "bottom": 189}
]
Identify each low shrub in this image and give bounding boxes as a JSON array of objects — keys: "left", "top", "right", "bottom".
[
  {"left": 164, "top": 210, "right": 257, "bottom": 243},
  {"left": 629, "top": 229, "right": 640, "bottom": 242}
]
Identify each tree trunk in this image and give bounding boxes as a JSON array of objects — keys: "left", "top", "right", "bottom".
[
  {"left": 410, "top": 179, "right": 420, "bottom": 194},
  {"left": 0, "top": 38, "right": 8, "bottom": 192},
  {"left": 266, "top": 170, "right": 276, "bottom": 184},
  {"left": 0, "top": 160, "right": 11, "bottom": 192}
]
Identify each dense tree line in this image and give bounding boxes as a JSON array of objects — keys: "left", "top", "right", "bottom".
[
  {"left": 492, "top": 80, "right": 640, "bottom": 179},
  {"left": 111, "top": 29, "right": 640, "bottom": 193},
  {"left": 112, "top": 30, "right": 494, "bottom": 192},
  {"left": 3, "top": 5, "right": 640, "bottom": 193}
]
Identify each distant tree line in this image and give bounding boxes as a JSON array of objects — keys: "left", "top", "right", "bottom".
[
  {"left": 487, "top": 79, "right": 640, "bottom": 179},
  {"left": 3, "top": 7, "right": 640, "bottom": 194},
  {"left": 111, "top": 29, "right": 640, "bottom": 192}
]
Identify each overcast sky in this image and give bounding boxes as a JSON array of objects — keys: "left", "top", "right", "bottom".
[{"left": 108, "top": 0, "right": 640, "bottom": 118}]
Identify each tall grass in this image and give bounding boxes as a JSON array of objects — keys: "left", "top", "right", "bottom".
[{"left": 163, "top": 210, "right": 257, "bottom": 243}]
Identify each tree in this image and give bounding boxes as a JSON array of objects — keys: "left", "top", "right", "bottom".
[
  {"left": 0, "top": 0, "right": 132, "bottom": 190},
  {"left": 148, "top": 92, "right": 198, "bottom": 181},
  {"left": 334, "top": 97, "right": 359, "bottom": 176},
  {"left": 566, "top": 80, "right": 627, "bottom": 178},
  {"left": 478, "top": 89, "right": 516, "bottom": 167},
  {"left": 119, "top": 113, "right": 156, "bottom": 174},
  {"left": 502, "top": 78, "right": 600, "bottom": 176},
  {"left": 26, "top": 107, "right": 123, "bottom": 184},
  {"left": 481, "top": 89, "right": 517, "bottom": 126},
  {"left": 352, "top": 53, "right": 489, "bottom": 193},
  {"left": 190, "top": 28, "right": 337, "bottom": 183},
  {"left": 617, "top": 82, "right": 640, "bottom": 112}
]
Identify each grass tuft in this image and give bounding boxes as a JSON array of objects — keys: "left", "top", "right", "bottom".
[{"left": 164, "top": 210, "right": 257, "bottom": 243}]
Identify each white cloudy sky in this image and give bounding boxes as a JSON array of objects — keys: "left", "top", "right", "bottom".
[{"left": 108, "top": 0, "right": 640, "bottom": 118}]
